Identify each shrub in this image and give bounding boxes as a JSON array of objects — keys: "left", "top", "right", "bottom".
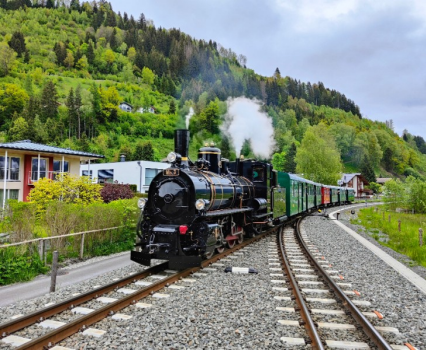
[{"left": 100, "top": 183, "right": 134, "bottom": 203}]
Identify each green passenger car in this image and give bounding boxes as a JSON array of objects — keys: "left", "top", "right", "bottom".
[
  {"left": 348, "top": 188, "right": 355, "bottom": 202},
  {"left": 278, "top": 172, "right": 312, "bottom": 217}
]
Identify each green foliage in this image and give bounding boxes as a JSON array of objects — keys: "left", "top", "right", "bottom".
[
  {"left": 295, "top": 124, "right": 342, "bottom": 184},
  {"left": 271, "top": 151, "right": 286, "bottom": 171},
  {"left": 27, "top": 173, "right": 102, "bottom": 214},
  {"left": 0, "top": 248, "right": 47, "bottom": 285},
  {"left": 382, "top": 176, "right": 426, "bottom": 214},
  {"left": 355, "top": 207, "right": 426, "bottom": 268}
]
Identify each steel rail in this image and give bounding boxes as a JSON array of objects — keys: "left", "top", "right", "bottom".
[
  {"left": 11, "top": 228, "right": 272, "bottom": 350},
  {"left": 0, "top": 262, "right": 169, "bottom": 337},
  {"left": 295, "top": 218, "right": 393, "bottom": 350},
  {"left": 277, "top": 221, "right": 325, "bottom": 349}
]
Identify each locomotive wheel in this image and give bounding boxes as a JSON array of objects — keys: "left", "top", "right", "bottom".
[
  {"left": 237, "top": 234, "right": 243, "bottom": 244},
  {"left": 204, "top": 250, "right": 215, "bottom": 259},
  {"left": 216, "top": 246, "right": 225, "bottom": 253},
  {"left": 227, "top": 239, "right": 236, "bottom": 248}
]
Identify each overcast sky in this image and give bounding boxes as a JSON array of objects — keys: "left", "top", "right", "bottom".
[{"left": 109, "top": 0, "right": 426, "bottom": 139}]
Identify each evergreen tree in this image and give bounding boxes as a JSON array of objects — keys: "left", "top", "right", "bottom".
[
  {"left": 105, "top": 10, "right": 116, "bottom": 27},
  {"left": 360, "top": 156, "right": 376, "bottom": 183},
  {"left": 168, "top": 100, "right": 176, "bottom": 114},
  {"left": 40, "top": 80, "right": 59, "bottom": 122},
  {"left": 66, "top": 87, "right": 76, "bottom": 139},
  {"left": 8, "top": 31, "right": 27, "bottom": 58},
  {"left": 137, "top": 13, "right": 146, "bottom": 30},
  {"left": 284, "top": 143, "right": 297, "bottom": 173},
  {"left": 86, "top": 41, "right": 95, "bottom": 65},
  {"left": 54, "top": 42, "right": 67, "bottom": 66},
  {"left": 46, "top": 0, "right": 55, "bottom": 8},
  {"left": 109, "top": 28, "right": 117, "bottom": 50},
  {"left": 75, "top": 85, "right": 82, "bottom": 139},
  {"left": 133, "top": 141, "right": 155, "bottom": 161},
  {"left": 70, "top": 0, "right": 80, "bottom": 11}
]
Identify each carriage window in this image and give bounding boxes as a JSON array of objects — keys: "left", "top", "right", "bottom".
[{"left": 252, "top": 166, "right": 264, "bottom": 182}]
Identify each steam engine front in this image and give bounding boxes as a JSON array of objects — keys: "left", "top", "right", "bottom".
[{"left": 131, "top": 129, "right": 268, "bottom": 269}]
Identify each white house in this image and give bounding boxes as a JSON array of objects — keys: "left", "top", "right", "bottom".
[
  {"left": 80, "top": 160, "right": 170, "bottom": 193},
  {"left": 340, "top": 173, "right": 371, "bottom": 198},
  {"left": 119, "top": 102, "right": 133, "bottom": 112}
]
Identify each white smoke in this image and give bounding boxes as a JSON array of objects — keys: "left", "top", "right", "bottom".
[
  {"left": 185, "top": 107, "right": 194, "bottom": 129},
  {"left": 221, "top": 97, "right": 275, "bottom": 158}
]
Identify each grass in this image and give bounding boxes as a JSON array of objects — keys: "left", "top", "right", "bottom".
[{"left": 353, "top": 207, "right": 426, "bottom": 268}]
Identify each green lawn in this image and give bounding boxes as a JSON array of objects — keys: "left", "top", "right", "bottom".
[{"left": 353, "top": 207, "right": 426, "bottom": 268}]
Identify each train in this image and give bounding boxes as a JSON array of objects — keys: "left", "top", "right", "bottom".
[{"left": 131, "top": 129, "right": 355, "bottom": 270}]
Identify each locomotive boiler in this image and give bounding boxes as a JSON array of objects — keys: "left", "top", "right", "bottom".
[{"left": 131, "top": 129, "right": 268, "bottom": 269}]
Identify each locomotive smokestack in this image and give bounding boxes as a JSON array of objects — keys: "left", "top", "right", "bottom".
[{"left": 174, "top": 129, "right": 190, "bottom": 166}]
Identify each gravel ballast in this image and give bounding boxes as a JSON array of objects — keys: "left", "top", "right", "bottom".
[
  {"left": 1, "top": 204, "right": 425, "bottom": 349},
  {"left": 302, "top": 206, "right": 426, "bottom": 348}
]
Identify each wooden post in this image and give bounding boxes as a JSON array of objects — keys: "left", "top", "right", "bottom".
[
  {"left": 388, "top": 214, "right": 391, "bottom": 223},
  {"left": 80, "top": 233, "right": 85, "bottom": 259},
  {"left": 420, "top": 228, "right": 423, "bottom": 246},
  {"left": 38, "top": 239, "right": 44, "bottom": 263},
  {"left": 398, "top": 220, "right": 401, "bottom": 232},
  {"left": 50, "top": 251, "right": 59, "bottom": 293}
]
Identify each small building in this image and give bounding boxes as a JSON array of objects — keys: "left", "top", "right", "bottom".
[
  {"left": 119, "top": 102, "right": 133, "bottom": 112},
  {"left": 136, "top": 106, "right": 156, "bottom": 114},
  {"left": 340, "top": 173, "right": 371, "bottom": 198},
  {"left": 80, "top": 160, "right": 170, "bottom": 193},
  {"left": 376, "top": 177, "right": 392, "bottom": 186},
  {"left": 0, "top": 140, "right": 104, "bottom": 208}
]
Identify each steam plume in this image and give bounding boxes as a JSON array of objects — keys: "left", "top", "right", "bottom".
[
  {"left": 185, "top": 107, "right": 194, "bottom": 129},
  {"left": 221, "top": 97, "right": 275, "bottom": 158}
]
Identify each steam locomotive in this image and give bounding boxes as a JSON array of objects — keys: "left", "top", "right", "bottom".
[{"left": 131, "top": 129, "right": 354, "bottom": 270}]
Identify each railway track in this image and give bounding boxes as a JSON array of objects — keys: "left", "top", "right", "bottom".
[
  {"left": 274, "top": 216, "right": 416, "bottom": 349},
  {"left": 0, "top": 227, "right": 273, "bottom": 350}
]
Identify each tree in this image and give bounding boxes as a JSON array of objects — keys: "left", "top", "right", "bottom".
[
  {"left": 8, "top": 31, "right": 26, "bottom": 58},
  {"left": 8, "top": 117, "right": 29, "bottom": 141},
  {"left": 360, "top": 156, "right": 376, "bottom": 183},
  {"left": 63, "top": 51, "right": 74, "bottom": 69},
  {"left": 0, "top": 44, "right": 17, "bottom": 77},
  {"left": 66, "top": 88, "right": 76, "bottom": 139},
  {"left": 0, "top": 83, "right": 29, "bottom": 129},
  {"left": 284, "top": 143, "right": 297, "bottom": 173},
  {"left": 168, "top": 100, "right": 176, "bottom": 114},
  {"left": 272, "top": 151, "right": 286, "bottom": 171},
  {"left": 141, "top": 67, "right": 155, "bottom": 85},
  {"left": 133, "top": 141, "right": 155, "bottom": 161},
  {"left": 295, "top": 124, "right": 342, "bottom": 184},
  {"left": 40, "top": 81, "right": 59, "bottom": 122}
]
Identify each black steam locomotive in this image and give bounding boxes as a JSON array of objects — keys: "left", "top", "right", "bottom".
[
  {"left": 131, "top": 129, "right": 280, "bottom": 269},
  {"left": 131, "top": 129, "right": 354, "bottom": 270}
]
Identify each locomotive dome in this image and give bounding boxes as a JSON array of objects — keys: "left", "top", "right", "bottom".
[{"left": 198, "top": 145, "right": 221, "bottom": 174}]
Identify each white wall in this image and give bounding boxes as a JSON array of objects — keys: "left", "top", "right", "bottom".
[{"left": 80, "top": 160, "right": 170, "bottom": 193}]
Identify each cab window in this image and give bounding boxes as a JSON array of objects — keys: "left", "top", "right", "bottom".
[{"left": 252, "top": 166, "right": 264, "bottom": 182}]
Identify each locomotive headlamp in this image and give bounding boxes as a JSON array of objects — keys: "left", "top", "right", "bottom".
[
  {"left": 195, "top": 199, "right": 206, "bottom": 210},
  {"left": 138, "top": 198, "right": 147, "bottom": 209},
  {"left": 167, "top": 152, "right": 177, "bottom": 163}
]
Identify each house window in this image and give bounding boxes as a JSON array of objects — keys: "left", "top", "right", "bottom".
[
  {"left": 32, "top": 158, "right": 47, "bottom": 181},
  {"left": 145, "top": 168, "right": 161, "bottom": 186},
  {"left": 0, "top": 189, "right": 19, "bottom": 203},
  {"left": 0, "top": 157, "right": 20, "bottom": 181},
  {"left": 53, "top": 160, "right": 69, "bottom": 179},
  {"left": 98, "top": 169, "right": 114, "bottom": 184},
  {"left": 82, "top": 170, "right": 93, "bottom": 179}
]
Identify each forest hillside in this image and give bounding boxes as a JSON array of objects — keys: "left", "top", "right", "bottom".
[{"left": 0, "top": 0, "right": 425, "bottom": 185}]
